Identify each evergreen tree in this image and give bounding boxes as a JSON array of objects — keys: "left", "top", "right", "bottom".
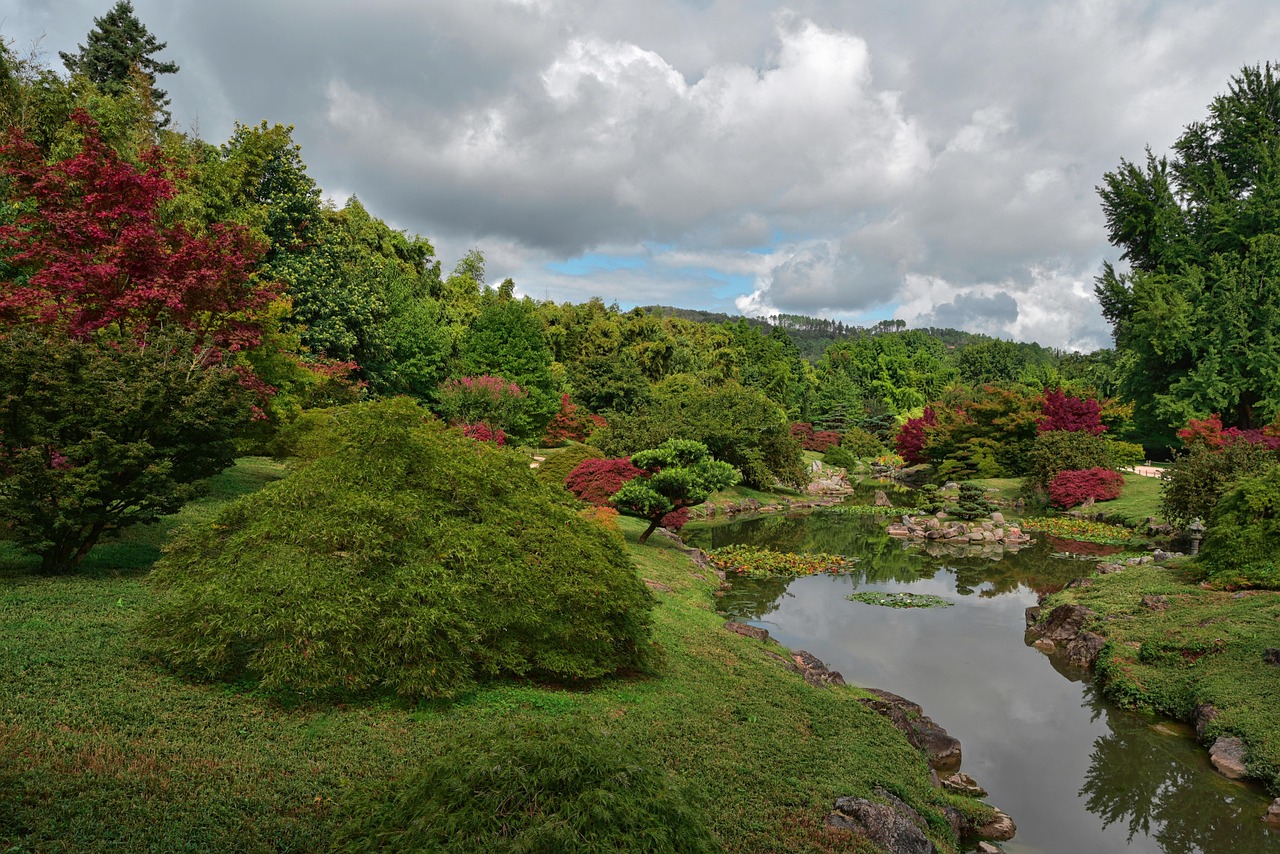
[{"left": 60, "top": 1, "right": 179, "bottom": 126}]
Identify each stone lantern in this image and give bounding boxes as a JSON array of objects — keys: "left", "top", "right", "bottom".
[{"left": 1187, "top": 517, "right": 1206, "bottom": 555}]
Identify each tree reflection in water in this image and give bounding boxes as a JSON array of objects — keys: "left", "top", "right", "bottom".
[{"left": 1078, "top": 685, "right": 1276, "bottom": 854}]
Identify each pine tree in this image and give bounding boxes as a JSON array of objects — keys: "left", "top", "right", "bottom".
[{"left": 60, "top": 1, "right": 179, "bottom": 125}]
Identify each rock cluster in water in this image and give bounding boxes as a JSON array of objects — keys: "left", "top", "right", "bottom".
[{"left": 886, "top": 510, "right": 1035, "bottom": 558}]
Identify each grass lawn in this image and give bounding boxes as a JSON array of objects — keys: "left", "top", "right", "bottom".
[
  {"left": 1040, "top": 562, "right": 1280, "bottom": 791},
  {"left": 1094, "top": 472, "right": 1166, "bottom": 526},
  {"left": 1, "top": 458, "right": 970, "bottom": 852},
  {"left": 966, "top": 477, "right": 1023, "bottom": 504}
]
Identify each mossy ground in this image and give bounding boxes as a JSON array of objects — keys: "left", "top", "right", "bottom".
[
  {"left": 1041, "top": 561, "right": 1280, "bottom": 791},
  {"left": 1, "top": 458, "right": 966, "bottom": 852}
]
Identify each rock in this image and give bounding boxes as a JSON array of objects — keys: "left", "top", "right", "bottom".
[
  {"left": 940, "top": 772, "right": 987, "bottom": 797},
  {"left": 791, "top": 650, "right": 845, "bottom": 688},
  {"left": 1264, "top": 798, "right": 1280, "bottom": 828},
  {"left": 974, "top": 809, "right": 1017, "bottom": 841},
  {"left": 1033, "top": 638, "right": 1056, "bottom": 652},
  {"left": 1096, "top": 562, "right": 1124, "bottom": 574},
  {"left": 943, "top": 481, "right": 960, "bottom": 490},
  {"left": 976, "top": 843, "right": 1004, "bottom": 854},
  {"left": 1193, "top": 704, "right": 1221, "bottom": 740},
  {"left": 1024, "top": 606, "right": 1041, "bottom": 627},
  {"left": 1026, "top": 604, "right": 1097, "bottom": 645},
  {"left": 1066, "top": 631, "right": 1107, "bottom": 668},
  {"left": 723, "top": 621, "right": 769, "bottom": 641},
  {"left": 1064, "top": 577, "right": 1092, "bottom": 590},
  {"left": 990, "top": 511, "right": 1005, "bottom": 525},
  {"left": 858, "top": 688, "right": 961, "bottom": 771},
  {"left": 1141, "top": 594, "right": 1169, "bottom": 611},
  {"left": 1264, "top": 648, "right": 1280, "bottom": 666},
  {"left": 825, "top": 790, "right": 938, "bottom": 854},
  {"left": 874, "top": 489, "right": 893, "bottom": 507},
  {"left": 1209, "top": 736, "right": 1248, "bottom": 780}
]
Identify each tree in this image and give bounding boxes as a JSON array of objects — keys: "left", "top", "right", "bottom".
[
  {"left": 0, "top": 110, "right": 271, "bottom": 351},
  {"left": 0, "top": 328, "right": 253, "bottom": 572},
  {"left": 59, "top": 1, "right": 179, "bottom": 126},
  {"left": 610, "top": 440, "right": 739, "bottom": 545},
  {"left": 1097, "top": 64, "right": 1280, "bottom": 438}
]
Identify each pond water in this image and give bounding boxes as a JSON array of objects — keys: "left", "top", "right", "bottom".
[{"left": 683, "top": 490, "right": 1278, "bottom": 854}]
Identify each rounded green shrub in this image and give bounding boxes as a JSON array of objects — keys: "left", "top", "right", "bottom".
[
  {"left": 337, "top": 717, "right": 721, "bottom": 853},
  {"left": 839, "top": 425, "right": 886, "bottom": 459},
  {"left": 1194, "top": 464, "right": 1280, "bottom": 589},
  {"left": 535, "top": 442, "right": 604, "bottom": 488},
  {"left": 141, "top": 397, "right": 657, "bottom": 700}
]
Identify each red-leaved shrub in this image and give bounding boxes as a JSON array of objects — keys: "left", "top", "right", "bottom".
[
  {"left": 1047, "top": 467, "right": 1124, "bottom": 508},
  {"left": 460, "top": 422, "right": 506, "bottom": 445},
  {"left": 563, "top": 457, "right": 688, "bottom": 530},
  {"left": 1039, "top": 389, "right": 1106, "bottom": 435},
  {"left": 790, "top": 422, "right": 843, "bottom": 452},
  {"left": 895, "top": 407, "right": 936, "bottom": 465},
  {"left": 542, "top": 393, "right": 606, "bottom": 446}
]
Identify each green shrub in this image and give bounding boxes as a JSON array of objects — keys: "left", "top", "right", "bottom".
[
  {"left": 1160, "top": 440, "right": 1277, "bottom": 527},
  {"left": 821, "top": 444, "right": 859, "bottom": 470},
  {"left": 1106, "top": 439, "right": 1146, "bottom": 470},
  {"left": 141, "top": 398, "right": 657, "bottom": 700},
  {"left": 1024, "top": 430, "right": 1115, "bottom": 491},
  {"left": 1193, "top": 464, "right": 1280, "bottom": 589},
  {"left": 535, "top": 442, "right": 605, "bottom": 487},
  {"left": 337, "top": 717, "right": 721, "bottom": 853},
  {"left": 949, "top": 482, "right": 995, "bottom": 520},
  {"left": 839, "top": 425, "right": 885, "bottom": 459}
]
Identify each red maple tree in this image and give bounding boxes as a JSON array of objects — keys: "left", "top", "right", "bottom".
[{"left": 0, "top": 110, "right": 272, "bottom": 350}]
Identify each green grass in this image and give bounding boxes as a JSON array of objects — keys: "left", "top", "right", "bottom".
[
  {"left": 0, "top": 458, "right": 970, "bottom": 852},
  {"left": 1041, "top": 562, "right": 1280, "bottom": 791},
  {"left": 965, "top": 477, "right": 1022, "bottom": 503},
  {"left": 1094, "top": 472, "right": 1166, "bottom": 526}
]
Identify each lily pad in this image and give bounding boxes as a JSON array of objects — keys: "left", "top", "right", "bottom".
[{"left": 846, "top": 591, "right": 954, "bottom": 609}]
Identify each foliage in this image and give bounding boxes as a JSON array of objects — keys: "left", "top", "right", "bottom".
[
  {"left": 846, "top": 591, "right": 953, "bottom": 609},
  {"left": 820, "top": 444, "right": 859, "bottom": 470},
  {"left": 535, "top": 443, "right": 604, "bottom": 487},
  {"left": 1096, "top": 63, "right": 1280, "bottom": 436},
  {"left": 338, "top": 717, "right": 721, "bottom": 854},
  {"left": 564, "top": 456, "right": 645, "bottom": 506},
  {"left": 0, "top": 328, "right": 252, "bottom": 572},
  {"left": 59, "top": 1, "right": 179, "bottom": 125},
  {"left": 541, "top": 393, "right": 605, "bottom": 446},
  {"left": 1193, "top": 465, "right": 1280, "bottom": 588},
  {"left": 1039, "top": 388, "right": 1107, "bottom": 435},
  {"left": 1018, "top": 517, "right": 1146, "bottom": 546},
  {"left": 916, "top": 484, "right": 945, "bottom": 515},
  {"left": 895, "top": 406, "right": 935, "bottom": 465},
  {"left": 435, "top": 375, "right": 529, "bottom": 440},
  {"left": 141, "top": 398, "right": 656, "bottom": 699},
  {"left": 705, "top": 544, "right": 857, "bottom": 578},
  {"left": 610, "top": 440, "right": 739, "bottom": 544},
  {"left": 1048, "top": 468, "right": 1126, "bottom": 509},
  {"left": 1160, "top": 438, "right": 1277, "bottom": 527},
  {"left": 0, "top": 111, "right": 271, "bottom": 351},
  {"left": 459, "top": 422, "right": 506, "bottom": 445},
  {"left": 457, "top": 298, "right": 558, "bottom": 442},
  {"left": 1024, "top": 429, "right": 1117, "bottom": 491},
  {"left": 598, "top": 380, "right": 804, "bottom": 489},
  {"left": 948, "top": 482, "right": 995, "bottom": 520},
  {"left": 840, "top": 425, "right": 886, "bottom": 459},
  {"left": 789, "top": 422, "right": 841, "bottom": 452}
]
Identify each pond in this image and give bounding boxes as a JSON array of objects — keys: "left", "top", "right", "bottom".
[{"left": 683, "top": 492, "right": 1278, "bottom": 854}]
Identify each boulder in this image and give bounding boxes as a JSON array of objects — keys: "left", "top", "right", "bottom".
[
  {"left": 973, "top": 809, "right": 1017, "bottom": 841},
  {"left": 1193, "top": 704, "right": 1221, "bottom": 740},
  {"left": 1141, "top": 594, "right": 1169, "bottom": 611},
  {"left": 1026, "top": 604, "right": 1097, "bottom": 645},
  {"left": 858, "top": 688, "right": 961, "bottom": 771},
  {"left": 874, "top": 489, "right": 893, "bottom": 507},
  {"left": 825, "top": 790, "right": 938, "bottom": 854},
  {"left": 1264, "top": 798, "right": 1280, "bottom": 828},
  {"left": 724, "top": 621, "right": 770, "bottom": 642},
  {"left": 940, "top": 772, "right": 987, "bottom": 797},
  {"left": 1209, "top": 736, "right": 1248, "bottom": 780},
  {"left": 990, "top": 511, "right": 1005, "bottom": 525},
  {"left": 976, "top": 843, "right": 1004, "bottom": 854},
  {"left": 1066, "top": 631, "right": 1106, "bottom": 668},
  {"left": 791, "top": 650, "right": 845, "bottom": 688}
]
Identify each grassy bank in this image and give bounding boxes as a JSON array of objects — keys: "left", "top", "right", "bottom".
[
  {"left": 1039, "top": 561, "right": 1280, "bottom": 791},
  {"left": 1, "top": 459, "right": 969, "bottom": 852}
]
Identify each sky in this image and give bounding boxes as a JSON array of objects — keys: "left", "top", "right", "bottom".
[{"left": 4, "top": 1, "right": 1280, "bottom": 351}]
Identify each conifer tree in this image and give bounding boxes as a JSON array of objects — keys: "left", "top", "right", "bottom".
[{"left": 60, "top": 1, "right": 179, "bottom": 125}]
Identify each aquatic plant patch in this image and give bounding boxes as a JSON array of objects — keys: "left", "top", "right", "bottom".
[
  {"left": 1020, "top": 516, "right": 1146, "bottom": 546},
  {"left": 819, "top": 503, "right": 921, "bottom": 517},
  {"left": 706, "top": 544, "right": 857, "bottom": 578},
  {"left": 846, "top": 591, "right": 954, "bottom": 609}
]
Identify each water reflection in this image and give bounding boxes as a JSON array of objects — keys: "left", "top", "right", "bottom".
[{"left": 684, "top": 506, "right": 1279, "bottom": 854}]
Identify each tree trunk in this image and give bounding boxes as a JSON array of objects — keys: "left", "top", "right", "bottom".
[{"left": 636, "top": 517, "right": 662, "bottom": 545}]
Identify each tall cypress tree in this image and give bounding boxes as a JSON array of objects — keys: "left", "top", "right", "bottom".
[{"left": 60, "top": 1, "right": 179, "bottom": 125}]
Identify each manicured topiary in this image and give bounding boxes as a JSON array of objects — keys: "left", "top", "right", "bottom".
[
  {"left": 140, "top": 397, "right": 656, "bottom": 700},
  {"left": 1047, "top": 467, "right": 1124, "bottom": 508},
  {"left": 949, "top": 482, "right": 995, "bottom": 520},
  {"left": 337, "top": 717, "right": 720, "bottom": 853}
]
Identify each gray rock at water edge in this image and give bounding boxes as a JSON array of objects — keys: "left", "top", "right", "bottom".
[
  {"left": 1066, "top": 631, "right": 1106, "bottom": 668},
  {"left": 791, "top": 649, "right": 846, "bottom": 688},
  {"left": 723, "top": 621, "right": 770, "bottom": 642},
  {"left": 976, "top": 843, "right": 1004, "bottom": 854},
  {"left": 989, "top": 511, "right": 1005, "bottom": 525},
  {"left": 825, "top": 790, "right": 938, "bottom": 854},
  {"left": 974, "top": 809, "right": 1017, "bottom": 841},
  {"left": 1264, "top": 798, "right": 1280, "bottom": 828},
  {"left": 1025, "top": 604, "right": 1097, "bottom": 645},
  {"left": 1024, "top": 606, "right": 1041, "bottom": 628},
  {"left": 1210, "top": 737, "right": 1248, "bottom": 780},
  {"left": 857, "top": 688, "right": 962, "bottom": 771},
  {"left": 940, "top": 772, "right": 987, "bottom": 797},
  {"left": 1193, "top": 704, "right": 1221, "bottom": 740}
]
